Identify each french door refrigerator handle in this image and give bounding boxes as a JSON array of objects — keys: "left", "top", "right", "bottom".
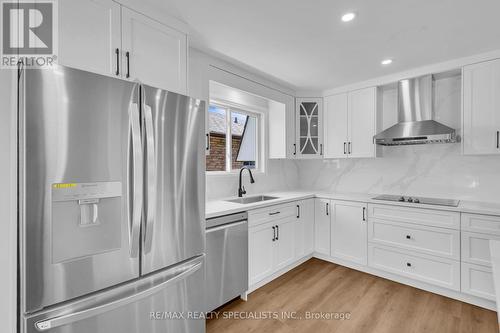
[
  {"left": 128, "top": 102, "right": 143, "bottom": 258},
  {"left": 143, "top": 102, "right": 156, "bottom": 254},
  {"left": 34, "top": 260, "right": 203, "bottom": 331}
]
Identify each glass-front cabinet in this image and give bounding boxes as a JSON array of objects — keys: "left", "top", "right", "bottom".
[{"left": 295, "top": 98, "right": 323, "bottom": 158}]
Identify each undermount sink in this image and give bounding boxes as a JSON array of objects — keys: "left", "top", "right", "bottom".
[{"left": 226, "top": 195, "right": 279, "bottom": 204}]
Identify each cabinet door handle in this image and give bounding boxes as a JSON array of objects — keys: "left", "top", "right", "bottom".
[
  {"left": 320, "top": 144, "right": 323, "bottom": 155},
  {"left": 276, "top": 225, "right": 279, "bottom": 240},
  {"left": 293, "top": 143, "right": 297, "bottom": 156},
  {"left": 362, "top": 207, "right": 366, "bottom": 221},
  {"left": 497, "top": 131, "right": 499, "bottom": 149},
  {"left": 348, "top": 142, "right": 351, "bottom": 154},
  {"left": 406, "top": 262, "right": 412, "bottom": 267},
  {"left": 272, "top": 226, "right": 276, "bottom": 241},
  {"left": 206, "top": 133, "right": 210, "bottom": 151},
  {"left": 269, "top": 211, "right": 281, "bottom": 216},
  {"left": 125, "top": 51, "right": 130, "bottom": 78},
  {"left": 296, "top": 205, "right": 300, "bottom": 218},
  {"left": 115, "top": 48, "right": 120, "bottom": 76},
  {"left": 326, "top": 202, "right": 329, "bottom": 216},
  {"left": 406, "top": 235, "right": 411, "bottom": 240},
  {"left": 344, "top": 142, "right": 347, "bottom": 154}
]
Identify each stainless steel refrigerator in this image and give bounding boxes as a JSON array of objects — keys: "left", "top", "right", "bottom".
[{"left": 18, "top": 65, "right": 206, "bottom": 333}]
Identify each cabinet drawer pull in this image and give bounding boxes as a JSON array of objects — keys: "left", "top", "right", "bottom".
[
  {"left": 276, "top": 225, "right": 279, "bottom": 240},
  {"left": 269, "top": 211, "right": 281, "bottom": 216},
  {"left": 272, "top": 226, "right": 276, "bottom": 241}
]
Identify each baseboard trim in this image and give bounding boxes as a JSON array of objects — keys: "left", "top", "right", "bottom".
[{"left": 313, "top": 252, "right": 497, "bottom": 312}]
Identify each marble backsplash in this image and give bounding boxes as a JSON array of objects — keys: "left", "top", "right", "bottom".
[
  {"left": 206, "top": 159, "right": 300, "bottom": 201},
  {"left": 296, "top": 142, "right": 500, "bottom": 203}
]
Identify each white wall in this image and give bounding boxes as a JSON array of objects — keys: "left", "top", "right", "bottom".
[
  {"left": 298, "top": 74, "right": 500, "bottom": 202},
  {"left": 0, "top": 70, "right": 18, "bottom": 333},
  {"left": 189, "top": 48, "right": 300, "bottom": 200}
]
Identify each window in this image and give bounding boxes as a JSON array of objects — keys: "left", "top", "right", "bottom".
[{"left": 206, "top": 103, "right": 260, "bottom": 173}]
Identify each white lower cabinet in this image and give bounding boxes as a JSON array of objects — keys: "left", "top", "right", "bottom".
[
  {"left": 248, "top": 222, "right": 275, "bottom": 286},
  {"left": 330, "top": 200, "right": 367, "bottom": 265},
  {"left": 275, "top": 218, "right": 296, "bottom": 271},
  {"left": 314, "top": 198, "right": 331, "bottom": 255},
  {"left": 368, "top": 244, "right": 460, "bottom": 291},
  {"left": 294, "top": 199, "right": 315, "bottom": 259},
  {"left": 461, "top": 263, "right": 496, "bottom": 301},
  {"left": 248, "top": 200, "right": 314, "bottom": 287}
]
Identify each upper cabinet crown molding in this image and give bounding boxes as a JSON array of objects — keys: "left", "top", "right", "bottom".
[
  {"left": 324, "top": 87, "right": 377, "bottom": 159},
  {"left": 57, "top": 0, "right": 187, "bottom": 94},
  {"left": 462, "top": 58, "right": 500, "bottom": 155}
]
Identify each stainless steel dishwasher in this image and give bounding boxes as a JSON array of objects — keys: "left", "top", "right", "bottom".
[{"left": 205, "top": 212, "right": 248, "bottom": 312}]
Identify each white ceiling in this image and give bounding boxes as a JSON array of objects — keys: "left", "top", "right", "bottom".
[{"left": 145, "top": 0, "right": 500, "bottom": 92}]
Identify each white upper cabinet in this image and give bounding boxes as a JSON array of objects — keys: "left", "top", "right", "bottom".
[
  {"left": 58, "top": 0, "right": 121, "bottom": 76},
  {"left": 57, "top": 1, "right": 187, "bottom": 94},
  {"left": 348, "top": 87, "right": 377, "bottom": 158},
  {"left": 122, "top": 7, "right": 187, "bottom": 94},
  {"left": 324, "top": 94, "right": 348, "bottom": 158},
  {"left": 330, "top": 200, "right": 367, "bottom": 265},
  {"left": 463, "top": 59, "right": 500, "bottom": 155},
  {"left": 295, "top": 98, "right": 323, "bottom": 158},
  {"left": 324, "top": 87, "right": 377, "bottom": 159}
]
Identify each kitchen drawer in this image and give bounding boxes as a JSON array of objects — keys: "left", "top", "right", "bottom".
[
  {"left": 462, "top": 231, "right": 500, "bottom": 267},
  {"left": 368, "top": 204, "right": 460, "bottom": 229},
  {"left": 248, "top": 202, "right": 298, "bottom": 227},
  {"left": 368, "top": 219, "right": 460, "bottom": 260},
  {"left": 461, "top": 262, "right": 496, "bottom": 301},
  {"left": 462, "top": 213, "right": 500, "bottom": 236},
  {"left": 368, "top": 244, "right": 460, "bottom": 291}
]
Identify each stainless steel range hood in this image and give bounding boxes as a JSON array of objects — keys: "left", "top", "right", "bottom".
[{"left": 374, "top": 75, "right": 457, "bottom": 146}]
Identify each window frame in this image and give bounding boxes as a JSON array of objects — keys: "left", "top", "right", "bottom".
[{"left": 206, "top": 99, "right": 264, "bottom": 175}]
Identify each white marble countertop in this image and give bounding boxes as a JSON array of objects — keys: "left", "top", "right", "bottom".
[
  {"left": 206, "top": 191, "right": 315, "bottom": 219},
  {"left": 206, "top": 191, "right": 500, "bottom": 219},
  {"left": 489, "top": 240, "right": 500, "bottom": 320}
]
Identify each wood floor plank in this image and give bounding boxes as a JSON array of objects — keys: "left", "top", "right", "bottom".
[{"left": 206, "top": 258, "right": 499, "bottom": 333}]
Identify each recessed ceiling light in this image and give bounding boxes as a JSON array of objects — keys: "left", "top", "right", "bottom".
[
  {"left": 381, "top": 59, "right": 393, "bottom": 65},
  {"left": 341, "top": 12, "right": 356, "bottom": 22}
]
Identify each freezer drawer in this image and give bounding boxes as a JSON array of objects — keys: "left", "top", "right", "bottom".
[{"left": 23, "top": 256, "right": 205, "bottom": 333}]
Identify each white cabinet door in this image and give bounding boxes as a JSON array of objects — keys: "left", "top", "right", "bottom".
[
  {"left": 331, "top": 200, "right": 367, "bottom": 265},
  {"left": 296, "top": 98, "right": 323, "bottom": 158},
  {"left": 58, "top": 0, "right": 121, "bottom": 76},
  {"left": 249, "top": 223, "right": 275, "bottom": 286},
  {"left": 275, "top": 218, "right": 296, "bottom": 271},
  {"left": 324, "top": 94, "right": 348, "bottom": 158},
  {"left": 314, "top": 199, "right": 331, "bottom": 255},
  {"left": 294, "top": 199, "right": 314, "bottom": 259},
  {"left": 463, "top": 59, "right": 500, "bottom": 155},
  {"left": 122, "top": 8, "right": 187, "bottom": 94},
  {"left": 268, "top": 100, "right": 287, "bottom": 159},
  {"left": 348, "top": 87, "right": 376, "bottom": 158}
]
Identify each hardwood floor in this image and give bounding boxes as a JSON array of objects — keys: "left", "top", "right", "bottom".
[{"left": 207, "top": 258, "right": 499, "bottom": 333}]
